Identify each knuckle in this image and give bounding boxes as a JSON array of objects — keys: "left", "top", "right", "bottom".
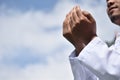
[
  {"left": 63, "top": 20, "right": 66, "bottom": 25},
  {"left": 66, "top": 14, "right": 69, "bottom": 17},
  {"left": 63, "top": 22, "right": 66, "bottom": 28},
  {"left": 86, "top": 11, "right": 90, "bottom": 15},
  {"left": 83, "top": 11, "right": 89, "bottom": 14},
  {"left": 63, "top": 33, "right": 66, "bottom": 37},
  {"left": 63, "top": 31, "right": 71, "bottom": 38},
  {"left": 76, "top": 21, "right": 80, "bottom": 25},
  {"left": 63, "top": 20, "right": 68, "bottom": 27},
  {"left": 80, "top": 17, "right": 85, "bottom": 22}
]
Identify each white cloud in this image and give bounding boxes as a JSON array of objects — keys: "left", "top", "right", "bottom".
[
  {"left": 0, "top": 0, "right": 74, "bottom": 80},
  {"left": 0, "top": 58, "right": 73, "bottom": 80},
  {"left": 0, "top": 0, "right": 74, "bottom": 56},
  {"left": 0, "top": 0, "right": 120, "bottom": 80}
]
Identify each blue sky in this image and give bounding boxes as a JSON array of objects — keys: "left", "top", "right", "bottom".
[
  {"left": 0, "top": 0, "right": 120, "bottom": 80},
  {"left": 0, "top": 0, "right": 58, "bottom": 11}
]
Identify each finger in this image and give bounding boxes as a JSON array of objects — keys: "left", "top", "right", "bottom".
[
  {"left": 63, "top": 19, "right": 74, "bottom": 45},
  {"left": 64, "top": 11, "right": 72, "bottom": 33},
  {"left": 63, "top": 18, "right": 71, "bottom": 35},
  {"left": 76, "top": 6, "right": 82, "bottom": 19},
  {"left": 65, "top": 11, "right": 72, "bottom": 28},
  {"left": 65, "top": 8, "right": 73, "bottom": 22},
  {"left": 69, "top": 17, "right": 74, "bottom": 29},
  {"left": 69, "top": 7, "right": 75, "bottom": 28},
  {"left": 82, "top": 11, "right": 95, "bottom": 22},
  {"left": 72, "top": 6, "right": 80, "bottom": 23}
]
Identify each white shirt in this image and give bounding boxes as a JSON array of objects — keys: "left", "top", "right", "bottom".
[{"left": 69, "top": 33, "right": 120, "bottom": 80}]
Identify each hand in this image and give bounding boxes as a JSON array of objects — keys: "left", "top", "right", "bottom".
[{"left": 63, "top": 6, "right": 97, "bottom": 55}]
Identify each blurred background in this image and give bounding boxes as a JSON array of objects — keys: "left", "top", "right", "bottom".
[{"left": 0, "top": 0, "right": 120, "bottom": 80}]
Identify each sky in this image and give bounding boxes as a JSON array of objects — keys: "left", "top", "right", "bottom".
[{"left": 0, "top": 0, "right": 120, "bottom": 80}]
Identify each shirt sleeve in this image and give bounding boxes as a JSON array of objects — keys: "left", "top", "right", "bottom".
[
  {"left": 69, "top": 52, "right": 98, "bottom": 80},
  {"left": 76, "top": 36, "right": 120, "bottom": 80}
]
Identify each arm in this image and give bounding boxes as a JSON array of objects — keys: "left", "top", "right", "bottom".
[
  {"left": 63, "top": 6, "right": 97, "bottom": 56},
  {"left": 63, "top": 6, "right": 97, "bottom": 80},
  {"left": 76, "top": 36, "right": 120, "bottom": 80}
]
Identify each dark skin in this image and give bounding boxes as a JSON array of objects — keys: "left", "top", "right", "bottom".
[
  {"left": 63, "top": 0, "right": 120, "bottom": 56},
  {"left": 63, "top": 6, "right": 97, "bottom": 56},
  {"left": 106, "top": 0, "right": 120, "bottom": 25}
]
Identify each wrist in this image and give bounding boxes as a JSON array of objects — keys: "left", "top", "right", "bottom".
[
  {"left": 75, "top": 42, "right": 85, "bottom": 56},
  {"left": 83, "top": 35, "right": 97, "bottom": 45}
]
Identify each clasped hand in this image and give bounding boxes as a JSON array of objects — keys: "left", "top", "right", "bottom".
[{"left": 63, "top": 6, "right": 97, "bottom": 55}]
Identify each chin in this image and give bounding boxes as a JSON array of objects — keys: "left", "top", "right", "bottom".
[
  {"left": 113, "top": 20, "right": 120, "bottom": 25},
  {"left": 110, "top": 13, "right": 120, "bottom": 25}
]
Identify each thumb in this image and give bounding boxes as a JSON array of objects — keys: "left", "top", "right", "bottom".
[{"left": 82, "top": 10, "right": 95, "bottom": 22}]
